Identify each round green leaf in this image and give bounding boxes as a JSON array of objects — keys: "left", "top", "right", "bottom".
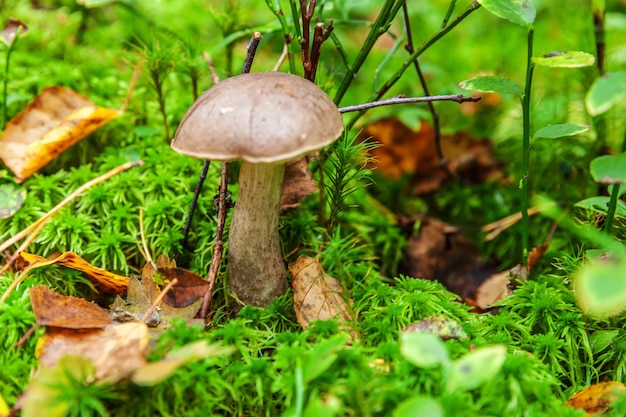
[
  {"left": 590, "top": 153, "right": 626, "bottom": 184},
  {"left": 532, "top": 51, "right": 595, "bottom": 68},
  {"left": 445, "top": 345, "right": 506, "bottom": 393},
  {"left": 393, "top": 396, "right": 443, "bottom": 417},
  {"left": 533, "top": 123, "right": 590, "bottom": 140},
  {"left": 575, "top": 196, "right": 626, "bottom": 218},
  {"left": 477, "top": 0, "right": 536, "bottom": 27},
  {"left": 458, "top": 75, "right": 521, "bottom": 96},
  {"left": 575, "top": 259, "right": 626, "bottom": 318},
  {"left": 400, "top": 332, "right": 450, "bottom": 368},
  {"left": 0, "top": 183, "right": 26, "bottom": 218},
  {"left": 586, "top": 72, "right": 626, "bottom": 116}
]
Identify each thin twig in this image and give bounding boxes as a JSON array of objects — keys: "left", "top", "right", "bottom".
[
  {"left": 402, "top": 2, "right": 456, "bottom": 180},
  {"left": 308, "top": 21, "right": 333, "bottom": 82},
  {"left": 0, "top": 160, "right": 144, "bottom": 253},
  {"left": 241, "top": 32, "right": 262, "bottom": 74},
  {"left": 120, "top": 60, "right": 142, "bottom": 113},
  {"left": 179, "top": 160, "right": 211, "bottom": 259},
  {"left": 273, "top": 43, "right": 289, "bottom": 71},
  {"left": 338, "top": 94, "right": 480, "bottom": 113},
  {"left": 200, "top": 162, "right": 230, "bottom": 319},
  {"left": 203, "top": 52, "right": 220, "bottom": 84},
  {"left": 0, "top": 218, "right": 48, "bottom": 276},
  {"left": 140, "top": 278, "right": 178, "bottom": 324}
]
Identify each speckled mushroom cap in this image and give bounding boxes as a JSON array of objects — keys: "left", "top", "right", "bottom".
[{"left": 171, "top": 72, "right": 344, "bottom": 163}]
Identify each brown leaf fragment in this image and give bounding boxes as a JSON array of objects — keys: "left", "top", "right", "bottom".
[
  {"left": 528, "top": 242, "right": 549, "bottom": 273},
  {"left": 38, "top": 322, "right": 149, "bottom": 383},
  {"left": 158, "top": 267, "right": 209, "bottom": 308},
  {"left": 288, "top": 256, "right": 352, "bottom": 332},
  {"left": 1, "top": 18, "right": 28, "bottom": 46},
  {"left": 29, "top": 285, "right": 111, "bottom": 329},
  {"left": 280, "top": 156, "right": 318, "bottom": 213},
  {"left": 361, "top": 118, "right": 504, "bottom": 194},
  {"left": 566, "top": 381, "right": 626, "bottom": 415},
  {"left": 0, "top": 86, "right": 121, "bottom": 182},
  {"left": 403, "top": 315, "right": 468, "bottom": 340},
  {"left": 400, "top": 217, "right": 497, "bottom": 300}
]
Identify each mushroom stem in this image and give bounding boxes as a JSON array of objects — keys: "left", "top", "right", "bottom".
[{"left": 228, "top": 161, "right": 288, "bottom": 306}]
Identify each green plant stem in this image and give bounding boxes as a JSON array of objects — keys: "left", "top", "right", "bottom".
[
  {"left": 604, "top": 184, "right": 620, "bottom": 234},
  {"left": 333, "top": 0, "right": 404, "bottom": 105},
  {"left": 344, "top": 1, "right": 480, "bottom": 129},
  {"left": 266, "top": 0, "right": 296, "bottom": 74},
  {"left": 520, "top": 27, "right": 535, "bottom": 265}
]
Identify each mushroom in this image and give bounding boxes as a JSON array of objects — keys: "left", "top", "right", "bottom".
[{"left": 171, "top": 72, "right": 344, "bottom": 307}]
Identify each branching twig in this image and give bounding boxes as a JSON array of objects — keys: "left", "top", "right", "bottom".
[
  {"left": 300, "top": 0, "right": 333, "bottom": 81},
  {"left": 242, "top": 32, "right": 262, "bottom": 74},
  {"left": 338, "top": 94, "right": 480, "bottom": 113},
  {"left": 402, "top": 2, "right": 456, "bottom": 180}
]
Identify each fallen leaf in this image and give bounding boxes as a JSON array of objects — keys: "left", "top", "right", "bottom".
[
  {"left": 399, "top": 217, "right": 497, "bottom": 300},
  {"left": 566, "top": 381, "right": 626, "bottom": 415},
  {"left": 0, "top": 18, "right": 28, "bottom": 46},
  {"left": 0, "top": 86, "right": 121, "bottom": 183},
  {"left": 20, "top": 251, "right": 129, "bottom": 293},
  {"left": 158, "top": 267, "right": 209, "bottom": 308},
  {"left": 0, "top": 182, "right": 26, "bottom": 218},
  {"left": 403, "top": 315, "right": 468, "bottom": 340},
  {"left": 280, "top": 155, "right": 318, "bottom": 213},
  {"left": 473, "top": 269, "right": 512, "bottom": 310},
  {"left": 288, "top": 256, "right": 354, "bottom": 334},
  {"left": 361, "top": 118, "right": 503, "bottom": 194},
  {"left": 38, "top": 322, "right": 148, "bottom": 383},
  {"left": 29, "top": 285, "right": 111, "bottom": 329},
  {"left": 528, "top": 242, "right": 549, "bottom": 273}
]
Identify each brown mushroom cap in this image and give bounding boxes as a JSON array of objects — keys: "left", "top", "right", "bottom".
[{"left": 171, "top": 72, "right": 344, "bottom": 163}]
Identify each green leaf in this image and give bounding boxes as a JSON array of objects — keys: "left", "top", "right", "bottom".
[
  {"left": 575, "top": 196, "right": 626, "bottom": 218},
  {"left": 590, "top": 329, "right": 619, "bottom": 354},
  {"left": 400, "top": 332, "right": 450, "bottom": 368},
  {"left": 532, "top": 51, "right": 595, "bottom": 68},
  {"left": 586, "top": 72, "right": 626, "bottom": 116},
  {"left": 477, "top": 0, "right": 536, "bottom": 27},
  {"left": 0, "top": 182, "right": 26, "bottom": 218},
  {"left": 445, "top": 345, "right": 506, "bottom": 392},
  {"left": 533, "top": 123, "right": 590, "bottom": 140},
  {"left": 575, "top": 259, "right": 626, "bottom": 318},
  {"left": 458, "top": 75, "right": 521, "bottom": 96},
  {"left": 393, "top": 396, "right": 444, "bottom": 417},
  {"left": 590, "top": 153, "right": 626, "bottom": 184},
  {"left": 303, "top": 335, "right": 347, "bottom": 382}
]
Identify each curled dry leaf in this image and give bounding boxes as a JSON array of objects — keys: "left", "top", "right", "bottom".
[
  {"left": 280, "top": 156, "right": 318, "bottom": 213},
  {"left": 29, "top": 285, "right": 111, "bottom": 329},
  {"left": 288, "top": 256, "right": 354, "bottom": 334},
  {"left": 566, "top": 381, "right": 626, "bottom": 415},
  {"left": 0, "top": 86, "right": 121, "bottom": 182},
  {"left": 21, "top": 251, "right": 129, "bottom": 293}
]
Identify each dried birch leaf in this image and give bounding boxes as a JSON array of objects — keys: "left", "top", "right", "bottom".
[
  {"left": 29, "top": 285, "right": 111, "bottom": 329},
  {"left": 288, "top": 256, "right": 353, "bottom": 332},
  {"left": 0, "top": 86, "right": 121, "bottom": 182}
]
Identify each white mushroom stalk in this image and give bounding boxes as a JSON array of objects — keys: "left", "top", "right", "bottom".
[{"left": 171, "top": 72, "right": 343, "bottom": 307}]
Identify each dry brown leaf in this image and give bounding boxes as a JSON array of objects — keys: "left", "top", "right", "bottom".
[
  {"left": 400, "top": 217, "right": 497, "bottom": 300},
  {"left": 361, "top": 118, "right": 503, "bottom": 194},
  {"left": 280, "top": 156, "right": 318, "bottom": 213},
  {"left": 1, "top": 18, "right": 28, "bottom": 45},
  {"left": 29, "top": 285, "right": 111, "bottom": 329},
  {"left": 38, "top": 322, "right": 149, "bottom": 383},
  {"left": 288, "top": 256, "right": 353, "bottom": 332},
  {"left": 158, "top": 267, "right": 209, "bottom": 308},
  {"left": 566, "top": 381, "right": 626, "bottom": 415},
  {"left": 20, "top": 251, "right": 129, "bottom": 293},
  {"left": 0, "top": 86, "right": 121, "bottom": 182}
]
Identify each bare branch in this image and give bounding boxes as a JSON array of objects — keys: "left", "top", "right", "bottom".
[{"left": 338, "top": 94, "right": 480, "bottom": 113}]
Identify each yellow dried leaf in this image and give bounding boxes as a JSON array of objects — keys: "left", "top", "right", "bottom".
[
  {"left": 0, "top": 86, "right": 121, "bottom": 182},
  {"left": 288, "top": 256, "right": 354, "bottom": 334},
  {"left": 566, "top": 381, "right": 626, "bottom": 415},
  {"left": 21, "top": 251, "right": 129, "bottom": 293}
]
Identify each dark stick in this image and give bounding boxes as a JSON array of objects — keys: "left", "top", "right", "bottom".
[
  {"left": 242, "top": 32, "right": 262, "bottom": 74},
  {"left": 338, "top": 94, "right": 479, "bottom": 113},
  {"left": 200, "top": 162, "right": 229, "bottom": 319},
  {"left": 179, "top": 159, "right": 211, "bottom": 256},
  {"left": 402, "top": 2, "right": 457, "bottom": 180},
  {"left": 201, "top": 32, "right": 262, "bottom": 320}
]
